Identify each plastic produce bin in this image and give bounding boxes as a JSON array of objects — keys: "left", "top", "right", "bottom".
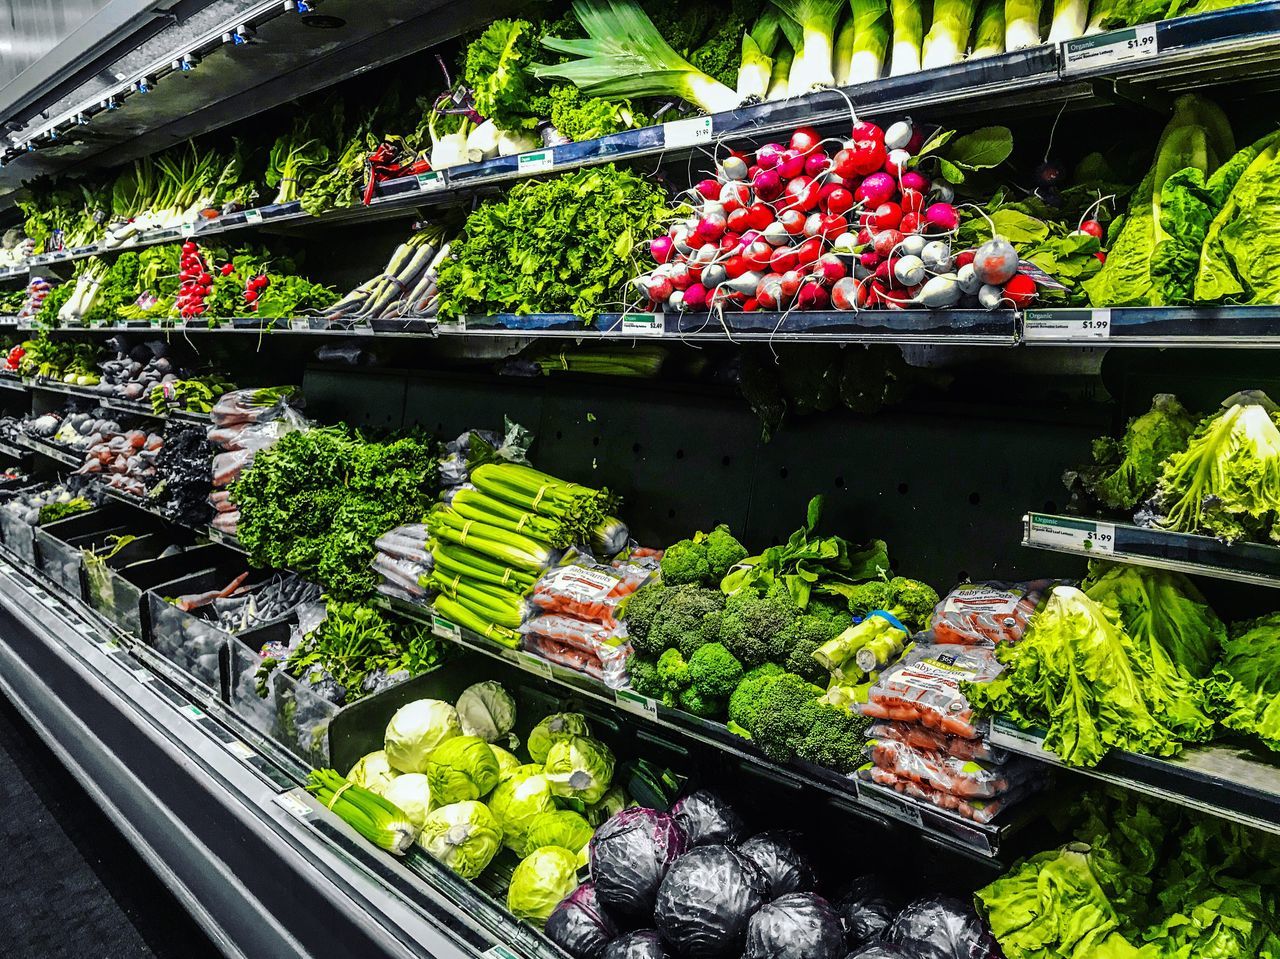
[
  {"left": 33, "top": 503, "right": 141, "bottom": 596},
  {"left": 84, "top": 539, "right": 218, "bottom": 638}
]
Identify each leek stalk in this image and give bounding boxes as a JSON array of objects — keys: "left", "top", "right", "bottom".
[
  {"left": 1085, "top": 0, "right": 1115, "bottom": 32},
  {"left": 1048, "top": 0, "right": 1089, "bottom": 41},
  {"left": 922, "top": 0, "right": 981, "bottom": 68},
  {"left": 889, "top": 0, "right": 924, "bottom": 75},
  {"left": 738, "top": 9, "right": 785, "bottom": 101},
  {"left": 767, "top": 45, "right": 795, "bottom": 98},
  {"left": 308, "top": 769, "right": 417, "bottom": 854},
  {"left": 971, "top": 0, "right": 1006, "bottom": 55},
  {"left": 770, "top": 0, "right": 849, "bottom": 92},
  {"left": 834, "top": 13, "right": 857, "bottom": 84},
  {"left": 1005, "top": 0, "right": 1043, "bottom": 49},
  {"left": 847, "top": 0, "right": 890, "bottom": 84}
]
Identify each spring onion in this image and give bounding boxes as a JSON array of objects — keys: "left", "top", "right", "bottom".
[{"left": 307, "top": 769, "right": 417, "bottom": 855}]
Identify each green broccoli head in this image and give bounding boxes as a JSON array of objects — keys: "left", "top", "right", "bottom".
[
  {"left": 806, "top": 596, "right": 854, "bottom": 634},
  {"left": 796, "top": 703, "right": 870, "bottom": 773},
  {"left": 705, "top": 524, "right": 748, "bottom": 580},
  {"left": 769, "top": 615, "right": 839, "bottom": 684},
  {"left": 627, "top": 655, "right": 664, "bottom": 699},
  {"left": 680, "top": 608, "right": 724, "bottom": 659},
  {"left": 751, "top": 672, "right": 825, "bottom": 764},
  {"left": 688, "top": 642, "right": 744, "bottom": 700},
  {"left": 678, "top": 685, "right": 724, "bottom": 718},
  {"left": 660, "top": 538, "right": 712, "bottom": 586},
  {"left": 843, "top": 579, "right": 897, "bottom": 618},
  {"left": 657, "top": 648, "right": 691, "bottom": 692},
  {"left": 886, "top": 577, "right": 940, "bottom": 630},
  {"left": 719, "top": 589, "right": 797, "bottom": 669},
  {"left": 646, "top": 585, "right": 726, "bottom": 657},
  {"left": 622, "top": 582, "right": 668, "bottom": 652},
  {"left": 727, "top": 663, "right": 785, "bottom": 735}
]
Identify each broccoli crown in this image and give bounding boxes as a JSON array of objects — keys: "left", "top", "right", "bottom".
[
  {"left": 646, "top": 585, "right": 726, "bottom": 657},
  {"left": 679, "top": 608, "right": 724, "bottom": 659},
  {"left": 795, "top": 703, "right": 870, "bottom": 773},
  {"left": 886, "top": 576, "right": 940, "bottom": 629},
  {"left": 659, "top": 538, "right": 712, "bottom": 586},
  {"left": 720, "top": 590, "right": 796, "bottom": 668},
  {"left": 678, "top": 685, "right": 724, "bottom": 718},
  {"left": 657, "top": 648, "right": 691, "bottom": 691},
  {"left": 688, "top": 642, "right": 745, "bottom": 699},
  {"left": 727, "top": 663, "right": 785, "bottom": 735},
  {"left": 627, "top": 655, "right": 663, "bottom": 699},
  {"left": 622, "top": 582, "right": 668, "bottom": 649},
  {"left": 705, "top": 524, "right": 748, "bottom": 580},
  {"left": 751, "top": 672, "right": 825, "bottom": 764},
  {"left": 844, "top": 579, "right": 897, "bottom": 617},
  {"left": 770, "top": 615, "right": 839, "bottom": 684},
  {"left": 807, "top": 596, "right": 854, "bottom": 633}
]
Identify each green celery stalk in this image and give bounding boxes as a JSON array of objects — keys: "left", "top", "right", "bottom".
[
  {"left": 433, "top": 594, "right": 521, "bottom": 648},
  {"left": 431, "top": 571, "right": 526, "bottom": 629},
  {"left": 427, "top": 506, "right": 553, "bottom": 572},
  {"left": 432, "top": 542, "right": 539, "bottom": 592},
  {"left": 449, "top": 487, "right": 563, "bottom": 545},
  {"left": 307, "top": 769, "right": 417, "bottom": 854}
]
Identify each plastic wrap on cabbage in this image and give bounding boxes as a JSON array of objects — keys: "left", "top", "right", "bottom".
[
  {"left": 590, "top": 807, "right": 689, "bottom": 921},
  {"left": 884, "top": 897, "right": 1001, "bottom": 959},
  {"left": 848, "top": 947, "right": 909, "bottom": 959},
  {"left": 736, "top": 830, "right": 817, "bottom": 900},
  {"left": 545, "top": 881, "right": 619, "bottom": 959},
  {"left": 744, "top": 892, "right": 845, "bottom": 959},
  {"left": 603, "top": 931, "right": 672, "bottom": 959},
  {"left": 425, "top": 735, "right": 501, "bottom": 804},
  {"left": 653, "top": 844, "right": 769, "bottom": 959},
  {"left": 544, "top": 736, "right": 616, "bottom": 804},
  {"left": 670, "top": 790, "right": 747, "bottom": 847},
  {"left": 508, "top": 845, "right": 581, "bottom": 924},
  {"left": 834, "top": 875, "right": 904, "bottom": 949},
  {"left": 529, "top": 712, "right": 592, "bottom": 764}
]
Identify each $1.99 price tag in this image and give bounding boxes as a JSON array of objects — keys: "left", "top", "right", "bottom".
[
  {"left": 663, "top": 116, "right": 714, "bottom": 149},
  {"left": 1023, "top": 308, "right": 1110, "bottom": 341},
  {"left": 1063, "top": 23, "right": 1157, "bottom": 73},
  {"left": 1028, "top": 514, "right": 1116, "bottom": 555}
]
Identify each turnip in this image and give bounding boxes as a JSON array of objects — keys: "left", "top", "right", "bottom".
[
  {"left": 753, "top": 169, "right": 784, "bottom": 201},
  {"left": 884, "top": 120, "right": 913, "bottom": 151},
  {"left": 721, "top": 156, "right": 749, "bottom": 181},
  {"left": 893, "top": 255, "right": 926, "bottom": 286},
  {"left": 856, "top": 172, "right": 897, "bottom": 207},
  {"left": 763, "top": 220, "right": 792, "bottom": 246},
  {"left": 914, "top": 273, "right": 962, "bottom": 309},
  {"left": 756, "top": 143, "right": 785, "bottom": 169},
  {"left": 956, "top": 263, "right": 981, "bottom": 294},
  {"left": 921, "top": 240, "right": 952, "bottom": 272},
  {"left": 977, "top": 284, "right": 1005, "bottom": 310},
  {"left": 899, "top": 233, "right": 927, "bottom": 257},
  {"left": 973, "top": 235, "right": 1019, "bottom": 284},
  {"left": 884, "top": 149, "right": 912, "bottom": 177}
]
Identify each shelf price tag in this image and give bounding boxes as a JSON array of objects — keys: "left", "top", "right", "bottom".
[
  {"left": 664, "top": 116, "right": 714, "bottom": 149},
  {"left": 431, "top": 614, "right": 462, "bottom": 642},
  {"left": 517, "top": 150, "right": 554, "bottom": 175},
  {"left": 225, "top": 740, "right": 255, "bottom": 760},
  {"left": 289, "top": 318, "right": 309, "bottom": 331},
  {"left": 275, "top": 792, "right": 313, "bottom": 820},
  {"left": 859, "top": 786, "right": 924, "bottom": 829},
  {"left": 615, "top": 689, "right": 660, "bottom": 720},
  {"left": 1063, "top": 23, "right": 1157, "bottom": 73},
  {"left": 1028, "top": 513, "right": 1116, "bottom": 555},
  {"left": 620, "top": 313, "right": 665, "bottom": 338},
  {"left": 243, "top": 208, "right": 264, "bottom": 225},
  {"left": 416, "top": 170, "right": 446, "bottom": 192},
  {"left": 483, "top": 947, "right": 525, "bottom": 959},
  {"left": 1023, "top": 309, "right": 1110, "bottom": 341},
  {"left": 988, "top": 719, "right": 1059, "bottom": 759}
]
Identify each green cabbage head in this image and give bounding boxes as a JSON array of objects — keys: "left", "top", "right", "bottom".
[
  {"left": 528, "top": 712, "right": 591, "bottom": 764},
  {"left": 526, "top": 810, "right": 594, "bottom": 854},
  {"left": 426, "top": 735, "right": 501, "bottom": 804},
  {"left": 418, "top": 801, "right": 501, "bottom": 879},
  {"left": 487, "top": 767, "right": 557, "bottom": 856},
  {"left": 384, "top": 699, "right": 462, "bottom": 773},
  {"left": 346, "top": 750, "right": 398, "bottom": 795},
  {"left": 543, "top": 736, "right": 615, "bottom": 804},
  {"left": 380, "top": 773, "right": 433, "bottom": 830},
  {"left": 491, "top": 744, "right": 522, "bottom": 780},
  {"left": 456, "top": 681, "right": 518, "bottom": 745},
  {"left": 508, "top": 846, "right": 581, "bottom": 923}
]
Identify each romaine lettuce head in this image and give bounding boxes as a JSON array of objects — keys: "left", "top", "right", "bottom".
[
  {"left": 488, "top": 768, "right": 557, "bottom": 856},
  {"left": 426, "top": 735, "right": 501, "bottom": 804},
  {"left": 380, "top": 773, "right": 433, "bottom": 830},
  {"left": 385, "top": 699, "right": 462, "bottom": 773},
  {"left": 456, "top": 680, "right": 518, "bottom": 745},
  {"left": 544, "top": 736, "right": 615, "bottom": 804},
  {"left": 508, "top": 846, "right": 581, "bottom": 924},
  {"left": 418, "top": 801, "right": 501, "bottom": 880},
  {"left": 346, "top": 750, "right": 398, "bottom": 795},
  {"left": 526, "top": 810, "right": 594, "bottom": 855},
  {"left": 491, "top": 744, "right": 522, "bottom": 780},
  {"left": 528, "top": 712, "right": 591, "bottom": 764}
]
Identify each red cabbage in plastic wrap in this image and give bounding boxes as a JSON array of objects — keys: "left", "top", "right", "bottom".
[
  {"left": 590, "top": 808, "right": 689, "bottom": 921},
  {"left": 834, "top": 875, "right": 904, "bottom": 949},
  {"left": 670, "top": 790, "right": 747, "bottom": 847},
  {"left": 654, "top": 844, "right": 768, "bottom": 959},
  {"left": 602, "top": 930, "right": 673, "bottom": 959},
  {"left": 743, "top": 892, "right": 845, "bottom": 959},
  {"left": 545, "top": 882, "right": 619, "bottom": 958},
  {"left": 735, "top": 830, "right": 817, "bottom": 899},
  {"left": 884, "top": 897, "right": 1001, "bottom": 959}
]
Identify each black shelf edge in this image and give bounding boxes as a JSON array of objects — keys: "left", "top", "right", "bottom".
[
  {"left": 1023, "top": 305, "right": 1280, "bottom": 347},
  {"left": 1022, "top": 511, "right": 1280, "bottom": 587}
]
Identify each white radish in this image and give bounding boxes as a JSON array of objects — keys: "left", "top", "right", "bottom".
[
  {"left": 893, "top": 255, "right": 926, "bottom": 286},
  {"left": 956, "top": 263, "right": 982, "bottom": 294},
  {"left": 914, "top": 274, "right": 963, "bottom": 309},
  {"left": 978, "top": 283, "right": 1005, "bottom": 310}
]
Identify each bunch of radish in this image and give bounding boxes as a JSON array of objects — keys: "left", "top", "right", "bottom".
[
  {"left": 634, "top": 120, "right": 1044, "bottom": 313},
  {"left": 178, "top": 242, "right": 214, "bottom": 319},
  {"left": 241, "top": 272, "right": 271, "bottom": 312}
]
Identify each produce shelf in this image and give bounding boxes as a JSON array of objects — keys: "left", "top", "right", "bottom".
[
  {"left": 0, "top": 436, "right": 30, "bottom": 460},
  {"left": 25, "top": 377, "right": 209, "bottom": 425},
  {"left": 1022, "top": 305, "right": 1280, "bottom": 347},
  {"left": 1022, "top": 512, "right": 1280, "bottom": 587},
  {"left": 987, "top": 718, "right": 1280, "bottom": 837},
  {"left": 378, "top": 596, "right": 1030, "bottom": 861},
  {"left": 16, "top": 433, "right": 84, "bottom": 468}
]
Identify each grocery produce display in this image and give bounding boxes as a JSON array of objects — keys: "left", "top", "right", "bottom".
[{"left": 3, "top": 4, "right": 1280, "bottom": 959}]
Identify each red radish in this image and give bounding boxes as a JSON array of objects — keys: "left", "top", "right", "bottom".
[
  {"left": 725, "top": 254, "right": 749, "bottom": 278},
  {"left": 756, "top": 274, "right": 784, "bottom": 309},
  {"left": 780, "top": 209, "right": 806, "bottom": 235},
  {"left": 824, "top": 186, "right": 855, "bottom": 215},
  {"left": 790, "top": 126, "right": 822, "bottom": 154},
  {"left": 797, "top": 236, "right": 824, "bottom": 266},
  {"left": 831, "top": 148, "right": 859, "bottom": 179},
  {"left": 851, "top": 121, "right": 884, "bottom": 143},
  {"left": 696, "top": 179, "right": 721, "bottom": 201},
  {"left": 753, "top": 168, "right": 784, "bottom": 201},
  {"left": 848, "top": 139, "right": 887, "bottom": 177},
  {"left": 856, "top": 227, "right": 873, "bottom": 245},
  {"left": 756, "top": 143, "right": 784, "bottom": 169},
  {"left": 1079, "top": 220, "right": 1103, "bottom": 239},
  {"left": 697, "top": 213, "right": 727, "bottom": 241},
  {"left": 778, "top": 149, "right": 806, "bottom": 180},
  {"left": 923, "top": 202, "right": 959, "bottom": 232},
  {"left": 182, "top": 242, "right": 197, "bottom": 254},
  {"left": 881, "top": 286, "right": 912, "bottom": 308},
  {"left": 818, "top": 213, "right": 848, "bottom": 238},
  {"left": 872, "top": 230, "right": 903, "bottom": 257},
  {"left": 721, "top": 181, "right": 750, "bottom": 211},
  {"left": 727, "top": 208, "right": 751, "bottom": 234},
  {"left": 954, "top": 249, "right": 975, "bottom": 267},
  {"left": 860, "top": 251, "right": 881, "bottom": 270},
  {"left": 746, "top": 203, "right": 775, "bottom": 230},
  {"left": 244, "top": 290, "right": 259, "bottom": 304},
  {"left": 899, "top": 212, "right": 921, "bottom": 234},
  {"left": 804, "top": 152, "right": 830, "bottom": 177},
  {"left": 647, "top": 276, "right": 674, "bottom": 301},
  {"left": 1095, "top": 251, "right": 1107, "bottom": 263},
  {"left": 782, "top": 175, "right": 820, "bottom": 212},
  {"left": 871, "top": 202, "right": 902, "bottom": 230},
  {"left": 670, "top": 263, "right": 694, "bottom": 290},
  {"left": 743, "top": 297, "right": 760, "bottom": 312},
  {"left": 1002, "top": 273, "right": 1037, "bottom": 309},
  {"left": 683, "top": 283, "right": 708, "bottom": 311},
  {"left": 719, "top": 233, "right": 741, "bottom": 252},
  {"left": 779, "top": 270, "right": 803, "bottom": 298},
  {"left": 884, "top": 149, "right": 911, "bottom": 177},
  {"left": 770, "top": 247, "right": 800, "bottom": 273},
  {"left": 899, "top": 188, "right": 925, "bottom": 215},
  {"left": 220, "top": 263, "right": 235, "bottom": 276},
  {"left": 831, "top": 276, "right": 865, "bottom": 310},
  {"left": 797, "top": 283, "right": 829, "bottom": 310},
  {"left": 855, "top": 172, "right": 896, "bottom": 207},
  {"left": 744, "top": 241, "right": 774, "bottom": 270},
  {"left": 802, "top": 213, "right": 823, "bottom": 238},
  {"left": 900, "top": 171, "right": 929, "bottom": 193},
  {"left": 815, "top": 254, "right": 847, "bottom": 284},
  {"left": 906, "top": 128, "right": 926, "bottom": 153}
]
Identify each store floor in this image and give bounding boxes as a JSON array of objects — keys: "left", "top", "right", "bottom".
[{"left": 0, "top": 694, "right": 223, "bottom": 959}]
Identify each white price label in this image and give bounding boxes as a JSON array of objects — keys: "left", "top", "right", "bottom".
[
  {"left": 97, "top": 640, "right": 121, "bottom": 655},
  {"left": 1027, "top": 513, "right": 1116, "bottom": 555},
  {"left": 522, "top": 654, "right": 554, "bottom": 680},
  {"left": 182, "top": 222, "right": 201, "bottom": 239},
  {"left": 1023, "top": 309, "right": 1110, "bottom": 341},
  {"left": 664, "top": 116, "right": 714, "bottom": 149},
  {"left": 988, "top": 719, "right": 1059, "bottom": 760},
  {"left": 132, "top": 668, "right": 153, "bottom": 684},
  {"left": 483, "top": 947, "right": 525, "bottom": 959},
  {"left": 1063, "top": 23, "right": 1157, "bottom": 73},
  {"left": 517, "top": 150, "right": 554, "bottom": 174},
  {"left": 243, "top": 208, "right": 264, "bottom": 225},
  {"left": 225, "top": 740, "right": 255, "bottom": 760},
  {"left": 275, "top": 792, "right": 313, "bottom": 820},
  {"left": 620, "top": 313, "right": 664, "bottom": 338},
  {"left": 615, "top": 689, "right": 660, "bottom": 719},
  {"left": 290, "top": 318, "right": 309, "bottom": 331},
  {"left": 416, "top": 171, "right": 446, "bottom": 191},
  {"left": 859, "top": 786, "right": 924, "bottom": 829},
  {"left": 431, "top": 614, "right": 462, "bottom": 642},
  {"left": 182, "top": 704, "right": 206, "bottom": 720}
]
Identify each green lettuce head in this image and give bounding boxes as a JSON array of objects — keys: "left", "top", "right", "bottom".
[
  {"left": 487, "top": 767, "right": 556, "bottom": 856},
  {"left": 345, "top": 750, "right": 397, "bottom": 795},
  {"left": 543, "top": 736, "right": 615, "bottom": 804},
  {"left": 525, "top": 810, "right": 594, "bottom": 855},
  {"left": 426, "top": 735, "right": 501, "bottom": 804},
  {"left": 491, "top": 744, "right": 522, "bottom": 781},
  {"left": 456, "top": 681, "right": 518, "bottom": 746},
  {"left": 418, "top": 801, "right": 501, "bottom": 879},
  {"left": 384, "top": 699, "right": 462, "bottom": 773},
  {"left": 380, "top": 773, "right": 433, "bottom": 830},
  {"left": 528, "top": 712, "right": 591, "bottom": 764},
  {"left": 507, "top": 846, "right": 581, "bottom": 924}
]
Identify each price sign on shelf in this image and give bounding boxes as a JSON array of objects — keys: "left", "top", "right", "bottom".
[
  {"left": 1023, "top": 308, "right": 1110, "bottom": 341},
  {"left": 415, "top": 170, "right": 446, "bottom": 192},
  {"left": 615, "top": 689, "right": 660, "bottom": 720},
  {"left": 859, "top": 786, "right": 924, "bottom": 829},
  {"left": 663, "top": 116, "right": 714, "bottom": 149},
  {"left": 619, "top": 313, "right": 664, "bottom": 338},
  {"left": 431, "top": 614, "right": 462, "bottom": 642},
  {"left": 1063, "top": 23, "right": 1158, "bottom": 73},
  {"left": 275, "top": 792, "right": 313, "bottom": 820},
  {"left": 1028, "top": 513, "right": 1116, "bottom": 555},
  {"left": 243, "top": 208, "right": 263, "bottom": 225},
  {"left": 517, "top": 150, "right": 554, "bottom": 175}
]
